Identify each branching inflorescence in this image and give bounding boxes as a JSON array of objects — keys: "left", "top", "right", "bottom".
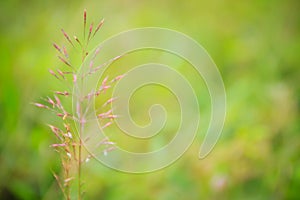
[{"left": 34, "top": 9, "right": 124, "bottom": 200}]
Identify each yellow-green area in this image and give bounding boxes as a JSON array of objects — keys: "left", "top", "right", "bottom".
[{"left": 0, "top": 0, "right": 299, "bottom": 199}]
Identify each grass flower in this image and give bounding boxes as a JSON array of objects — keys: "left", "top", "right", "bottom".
[{"left": 34, "top": 9, "right": 125, "bottom": 200}]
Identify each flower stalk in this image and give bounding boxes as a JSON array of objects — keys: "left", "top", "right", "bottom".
[{"left": 34, "top": 9, "right": 125, "bottom": 200}]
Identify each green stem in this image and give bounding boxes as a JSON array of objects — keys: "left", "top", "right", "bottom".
[{"left": 78, "top": 137, "right": 82, "bottom": 200}]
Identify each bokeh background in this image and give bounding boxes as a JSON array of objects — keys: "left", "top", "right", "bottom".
[{"left": 1, "top": 0, "right": 300, "bottom": 199}]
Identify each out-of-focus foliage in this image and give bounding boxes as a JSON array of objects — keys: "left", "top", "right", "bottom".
[{"left": 0, "top": 0, "right": 299, "bottom": 199}]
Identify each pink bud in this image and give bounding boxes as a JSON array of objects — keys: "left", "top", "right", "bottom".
[
  {"left": 84, "top": 9, "right": 87, "bottom": 24},
  {"left": 73, "top": 74, "right": 77, "bottom": 83},
  {"left": 53, "top": 43, "right": 61, "bottom": 52},
  {"left": 93, "top": 19, "right": 104, "bottom": 37},
  {"left": 89, "top": 23, "right": 93, "bottom": 34},
  {"left": 55, "top": 91, "right": 69, "bottom": 96},
  {"left": 62, "top": 46, "right": 68, "bottom": 58},
  {"left": 57, "top": 113, "right": 64, "bottom": 117},
  {"left": 102, "top": 121, "right": 112, "bottom": 129},
  {"left": 51, "top": 143, "right": 66, "bottom": 147},
  {"left": 61, "top": 29, "right": 73, "bottom": 46},
  {"left": 47, "top": 97, "right": 55, "bottom": 108},
  {"left": 49, "top": 69, "right": 59, "bottom": 79},
  {"left": 54, "top": 95, "right": 61, "bottom": 106},
  {"left": 103, "top": 97, "right": 117, "bottom": 107},
  {"left": 34, "top": 103, "right": 48, "bottom": 109}
]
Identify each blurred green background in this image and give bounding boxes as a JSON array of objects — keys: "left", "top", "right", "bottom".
[{"left": 1, "top": 0, "right": 300, "bottom": 199}]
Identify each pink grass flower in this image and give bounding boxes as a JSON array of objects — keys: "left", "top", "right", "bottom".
[
  {"left": 93, "top": 19, "right": 104, "bottom": 37},
  {"left": 48, "top": 69, "right": 59, "bottom": 80},
  {"left": 34, "top": 103, "right": 49, "bottom": 109},
  {"left": 102, "top": 121, "right": 113, "bottom": 129},
  {"left": 53, "top": 43, "right": 61, "bottom": 53},
  {"left": 51, "top": 143, "right": 67, "bottom": 147},
  {"left": 55, "top": 91, "right": 69, "bottom": 96},
  {"left": 61, "top": 29, "right": 74, "bottom": 46}
]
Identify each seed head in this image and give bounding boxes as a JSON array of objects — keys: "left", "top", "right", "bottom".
[
  {"left": 61, "top": 29, "right": 74, "bottom": 46},
  {"left": 34, "top": 103, "right": 49, "bottom": 109},
  {"left": 88, "top": 23, "right": 93, "bottom": 41},
  {"left": 58, "top": 55, "right": 72, "bottom": 67},
  {"left": 83, "top": 9, "right": 87, "bottom": 38},
  {"left": 102, "top": 121, "right": 113, "bottom": 129},
  {"left": 49, "top": 69, "right": 59, "bottom": 80},
  {"left": 55, "top": 91, "right": 69, "bottom": 96},
  {"left": 93, "top": 19, "right": 104, "bottom": 37},
  {"left": 53, "top": 43, "right": 61, "bottom": 53}
]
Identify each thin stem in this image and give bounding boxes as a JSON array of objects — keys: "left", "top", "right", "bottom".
[
  {"left": 51, "top": 170, "right": 68, "bottom": 200},
  {"left": 77, "top": 70, "right": 85, "bottom": 200},
  {"left": 77, "top": 99, "right": 83, "bottom": 200},
  {"left": 78, "top": 133, "right": 82, "bottom": 200},
  {"left": 77, "top": 91, "right": 83, "bottom": 200}
]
